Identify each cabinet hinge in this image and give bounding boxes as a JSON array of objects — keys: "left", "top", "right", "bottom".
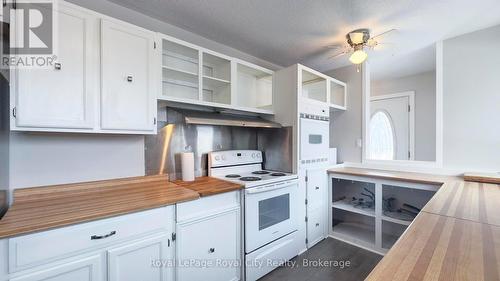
[
  {"left": 172, "top": 232, "right": 176, "bottom": 241},
  {"left": 12, "top": 107, "right": 16, "bottom": 118},
  {"left": 305, "top": 216, "right": 308, "bottom": 222},
  {"left": 154, "top": 42, "right": 157, "bottom": 49},
  {"left": 408, "top": 151, "right": 411, "bottom": 159},
  {"left": 305, "top": 238, "right": 308, "bottom": 244},
  {"left": 305, "top": 199, "right": 308, "bottom": 205},
  {"left": 153, "top": 117, "right": 157, "bottom": 125},
  {"left": 408, "top": 105, "right": 411, "bottom": 112},
  {"left": 167, "top": 239, "right": 170, "bottom": 247},
  {"left": 305, "top": 176, "right": 308, "bottom": 182}
]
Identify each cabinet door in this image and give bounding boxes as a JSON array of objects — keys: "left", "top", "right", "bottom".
[
  {"left": 10, "top": 255, "right": 102, "bottom": 281},
  {"left": 176, "top": 209, "right": 240, "bottom": 281},
  {"left": 306, "top": 169, "right": 327, "bottom": 208},
  {"left": 100, "top": 19, "right": 157, "bottom": 132},
  {"left": 13, "top": 3, "right": 97, "bottom": 130},
  {"left": 306, "top": 169, "right": 327, "bottom": 248},
  {"left": 107, "top": 233, "right": 172, "bottom": 281}
]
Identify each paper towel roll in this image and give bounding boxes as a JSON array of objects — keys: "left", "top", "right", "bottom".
[{"left": 181, "top": 152, "right": 195, "bottom": 181}]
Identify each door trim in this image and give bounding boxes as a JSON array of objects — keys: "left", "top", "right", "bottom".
[{"left": 370, "top": 91, "right": 415, "bottom": 160}]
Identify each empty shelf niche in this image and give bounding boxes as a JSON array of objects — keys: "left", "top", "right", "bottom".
[
  {"left": 332, "top": 209, "right": 376, "bottom": 250},
  {"left": 162, "top": 39, "right": 199, "bottom": 100},
  {"left": 202, "top": 53, "right": 231, "bottom": 104},
  {"left": 235, "top": 63, "right": 273, "bottom": 110},
  {"left": 302, "top": 69, "right": 327, "bottom": 102}
]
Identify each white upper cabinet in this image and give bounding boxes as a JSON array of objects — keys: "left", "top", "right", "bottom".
[
  {"left": 158, "top": 34, "right": 274, "bottom": 115},
  {"left": 12, "top": 3, "right": 98, "bottom": 130},
  {"left": 329, "top": 78, "right": 347, "bottom": 110},
  {"left": 100, "top": 19, "right": 158, "bottom": 133},
  {"left": 298, "top": 64, "right": 347, "bottom": 110}
]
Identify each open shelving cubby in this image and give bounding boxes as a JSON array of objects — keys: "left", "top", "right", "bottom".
[
  {"left": 302, "top": 69, "right": 327, "bottom": 103},
  {"left": 202, "top": 52, "right": 231, "bottom": 105},
  {"left": 330, "top": 79, "right": 347, "bottom": 110},
  {"left": 235, "top": 63, "right": 273, "bottom": 112},
  {"left": 329, "top": 174, "right": 439, "bottom": 255},
  {"left": 161, "top": 39, "right": 200, "bottom": 101}
]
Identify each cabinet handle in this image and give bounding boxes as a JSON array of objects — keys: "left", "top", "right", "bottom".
[
  {"left": 208, "top": 248, "right": 216, "bottom": 253},
  {"left": 91, "top": 231, "right": 116, "bottom": 240},
  {"left": 127, "top": 75, "right": 133, "bottom": 82},
  {"left": 315, "top": 186, "right": 319, "bottom": 190},
  {"left": 316, "top": 223, "right": 320, "bottom": 227},
  {"left": 54, "top": 63, "right": 61, "bottom": 70}
]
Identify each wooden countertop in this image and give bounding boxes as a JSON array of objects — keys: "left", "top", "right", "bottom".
[
  {"left": 0, "top": 175, "right": 242, "bottom": 239},
  {"left": 328, "top": 167, "right": 500, "bottom": 281},
  {"left": 173, "top": 177, "right": 243, "bottom": 197}
]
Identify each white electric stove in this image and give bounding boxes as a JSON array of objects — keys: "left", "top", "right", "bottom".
[{"left": 208, "top": 150, "right": 301, "bottom": 281}]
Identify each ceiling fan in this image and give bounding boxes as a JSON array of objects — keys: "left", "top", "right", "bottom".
[{"left": 328, "top": 28, "right": 397, "bottom": 64}]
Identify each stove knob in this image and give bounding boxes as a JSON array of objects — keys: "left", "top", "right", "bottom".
[
  {"left": 215, "top": 156, "right": 220, "bottom": 161},
  {"left": 251, "top": 153, "right": 255, "bottom": 158},
  {"left": 221, "top": 155, "right": 226, "bottom": 160}
]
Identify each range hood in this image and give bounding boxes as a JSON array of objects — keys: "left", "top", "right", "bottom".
[{"left": 180, "top": 110, "right": 281, "bottom": 128}]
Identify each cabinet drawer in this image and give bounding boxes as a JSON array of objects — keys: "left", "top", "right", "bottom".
[
  {"left": 176, "top": 191, "right": 240, "bottom": 222},
  {"left": 9, "top": 206, "right": 174, "bottom": 273}
]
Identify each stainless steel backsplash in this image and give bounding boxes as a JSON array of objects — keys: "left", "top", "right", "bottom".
[{"left": 145, "top": 108, "right": 293, "bottom": 179}]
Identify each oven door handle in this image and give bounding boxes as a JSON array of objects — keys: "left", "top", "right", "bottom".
[{"left": 246, "top": 182, "right": 295, "bottom": 194}]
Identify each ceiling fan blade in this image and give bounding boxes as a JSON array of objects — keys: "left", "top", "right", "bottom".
[
  {"left": 325, "top": 44, "right": 344, "bottom": 50},
  {"left": 371, "top": 29, "right": 397, "bottom": 40},
  {"left": 329, "top": 51, "right": 348, "bottom": 59}
]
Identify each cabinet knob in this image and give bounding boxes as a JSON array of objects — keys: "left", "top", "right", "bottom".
[
  {"left": 54, "top": 63, "right": 61, "bottom": 70},
  {"left": 316, "top": 223, "right": 320, "bottom": 227},
  {"left": 127, "top": 75, "right": 133, "bottom": 82},
  {"left": 315, "top": 186, "right": 319, "bottom": 190},
  {"left": 208, "top": 248, "right": 216, "bottom": 253}
]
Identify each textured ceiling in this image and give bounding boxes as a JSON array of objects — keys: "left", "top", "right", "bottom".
[{"left": 109, "top": 0, "right": 500, "bottom": 76}]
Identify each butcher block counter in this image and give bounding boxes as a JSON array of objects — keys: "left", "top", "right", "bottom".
[
  {"left": 0, "top": 175, "right": 242, "bottom": 239},
  {"left": 328, "top": 167, "right": 500, "bottom": 281}
]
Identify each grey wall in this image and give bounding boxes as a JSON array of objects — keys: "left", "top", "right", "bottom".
[
  {"left": 325, "top": 65, "right": 363, "bottom": 163},
  {"left": 371, "top": 71, "right": 436, "bottom": 161},
  {"left": 66, "top": 0, "right": 282, "bottom": 71},
  {"left": 442, "top": 25, "right": 500, "bottom": 171},
  {"left": 4, "top": 0, "right": 282, "bottom": 197},
  {"left": 0, "top": 22, "right": 9, "bottom": 214}
]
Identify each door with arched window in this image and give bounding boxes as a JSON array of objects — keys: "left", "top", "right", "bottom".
[{"left": 369, "top": 93, "right": 414, "bottom": 160}]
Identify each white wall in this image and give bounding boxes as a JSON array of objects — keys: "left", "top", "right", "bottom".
[
  {"left": 442, "top": 25, "right": 500, "bottom": 172},
  {"left": 326, "top": 65, "right": 363, "bottom": 163},
  {"left": 5, "top": 0, "right": 281, "bottom": 198},
  {"left": 371, "top": 71, "right": 436, "bottom": 161}
]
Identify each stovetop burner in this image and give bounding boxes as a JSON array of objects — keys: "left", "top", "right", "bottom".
[
  {"left": 252, "top": 170, "right": 270, "bottom": 175},
  {"left": 271, "top": 173, "right": 286, "bottom": 176},
  {"left": 225, "top": 174, "right": 241, "bottom": 178},
  {"left": 240, "top": 176, "right": 262, "bottom": 181}
]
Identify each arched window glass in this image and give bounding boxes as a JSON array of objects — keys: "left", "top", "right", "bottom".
[{"left": 369, "top": 111, "right": 395, "bottom": 160}]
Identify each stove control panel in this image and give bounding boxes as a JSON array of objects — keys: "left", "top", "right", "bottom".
[{"left": 209, "top": 150, "right": 263, "bottom": 167}]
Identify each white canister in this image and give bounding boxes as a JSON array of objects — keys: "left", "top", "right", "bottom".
[{"left": 180, "top": 152, "right": 195, "bottom": 181}]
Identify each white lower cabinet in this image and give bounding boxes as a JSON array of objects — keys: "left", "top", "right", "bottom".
[
  {"left": 176, "top": 191, "right": 241, "bottom": 281},
  {"left": 305, "top": 168, "right": 328, "bottom": 248},
  {"left": 108, "top": 233, "right": 172, "bottom": 281},
  {"left": 3, "top": 206, "right": 174, "bottom": 281},
  {"left": 9, "top": 255, "right": 102, "bottom": 281}
]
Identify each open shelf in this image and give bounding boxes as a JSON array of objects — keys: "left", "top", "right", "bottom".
[
  {"left": 302, "top": 69, "right": 327, "bottom": 103},
  {"left": 381, "top": 214, "right": 412, "bottom": 226},
  {"left": 330, "top": 79, "right": 346, "bottom": 110},
  {"left": 331, "top": 222, "right": 376, "bottom": 250},
  {"left": 382, "top": 220, "right": 408, "bottom": 250},
  {"left": 332, "top": 200, "right": 375, "bottom": 218},
  {"left": 202, "top": 52, "right": 231, "bottom": 81},
  {"left": 235, "top": 63, "right": 273, "bottom": 110}
]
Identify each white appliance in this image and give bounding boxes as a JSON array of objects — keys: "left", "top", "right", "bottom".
[
  {"left": 299, "top": 113, "right": 330, "bottom": 166},
  {"left": 208, "top": 150, "right": 300, "bottom": 281}
]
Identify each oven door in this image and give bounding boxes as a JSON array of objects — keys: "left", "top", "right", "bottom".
[
  {"left": 300, "top": 117, "right": 329, "bottom": 163},
  {"left": 245, "top": 180, "right": 298, "bottom": 253}
]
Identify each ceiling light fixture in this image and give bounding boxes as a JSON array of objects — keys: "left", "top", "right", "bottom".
[{"left": 349, "top": 45, "right": 368, "bottom": 64}]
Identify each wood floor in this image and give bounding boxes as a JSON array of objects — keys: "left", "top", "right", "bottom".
[{"left": 259, "top": 238, "right": 382, "bottom": 281}]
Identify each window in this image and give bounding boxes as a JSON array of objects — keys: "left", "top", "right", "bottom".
[{"left": 369, "top": 111, "right": 395, "bottom": 160}]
